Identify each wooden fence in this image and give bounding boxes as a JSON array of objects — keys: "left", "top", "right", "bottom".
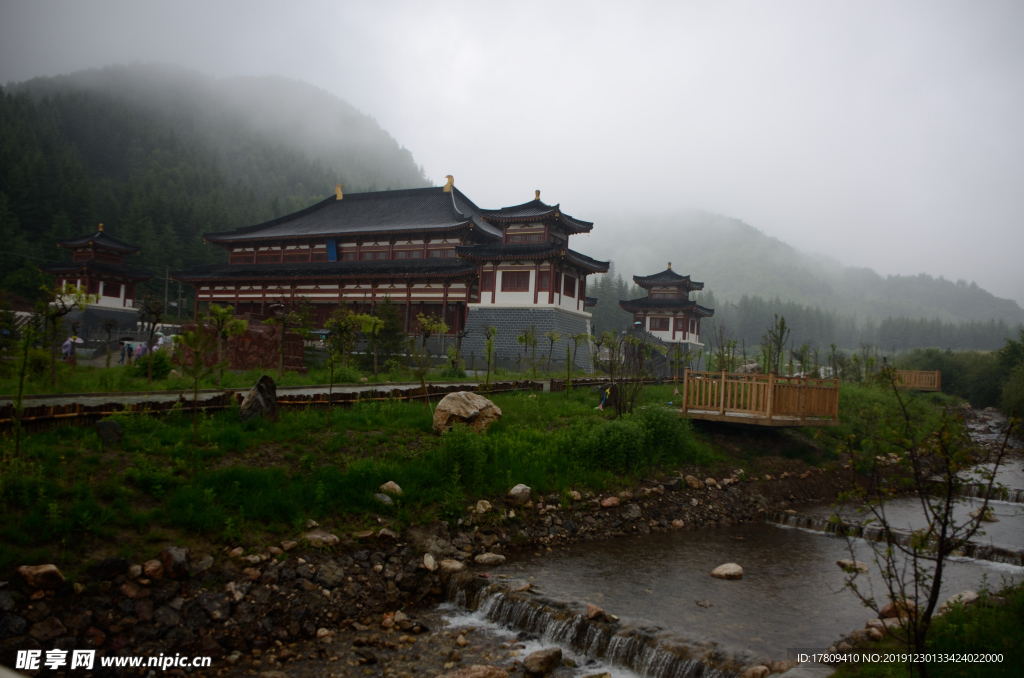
[
  {"left": 680, "top": 368, "right": 840, "bottom": 426},
  {"left": 894, "top": 370, "right": 942, "bottom": 391}
]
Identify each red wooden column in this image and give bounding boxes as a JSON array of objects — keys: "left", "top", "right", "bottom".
[
  {"left": 533, "top": 262, "right": 540, "bottom": 304},
  {"left": 405, "top": 283, "right": 412, "bottom": 332},
  {"left": 490, "top": 264, "right": 496, "bottom": 304},
  {"left": 442, "top": 281, "right": 449, "bottom": 331},
  {"left": 548, "top": 262, "right": 555, "bottom": 304}
]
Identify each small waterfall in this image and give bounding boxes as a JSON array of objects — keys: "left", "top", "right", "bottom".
[
  {"left": 765, "top": 511, "right": 1024, "bottom": 567},
  {"left": 953, "top": 483, "right": 1024, "bottom": 504},
  {"left": 446, "top": 575, "right": 742, "bottom": 678}
]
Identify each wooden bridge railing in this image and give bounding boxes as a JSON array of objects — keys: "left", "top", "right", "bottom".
[
  {"left": 894, "top": 370, "right": 941, "bottom": 391},
  {"left": 680, "top": 368, "right": 840, "bottom": 423}
]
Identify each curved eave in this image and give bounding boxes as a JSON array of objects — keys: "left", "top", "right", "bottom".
[
  {"left": 454, "top": 246, "right": 609, "bottom": 274},
  {"left": 55, "top": 233, "right": 141, "bottom": 254},
  {"left": 40, "top": 261, "right": 153, "bottom": 282},
  {"left": 172, "top": 263, "right": 478, "bottom": 284},
  {"left": 204, "top": 220, "right": 477, "bottom": 246},
  {"left": 617, "top": 298, "right": 715, "bottom": 317}
]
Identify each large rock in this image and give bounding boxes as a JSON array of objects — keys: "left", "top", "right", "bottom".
[
  {"left": 509, "top": 484, "right": 532, "bottom": 502},
  {"left": 161, "top": 547, "right": 191, "bottom": 579},
  {"left": 523, "top": 647, "right": 562, "bottom": 675},
  {"left": 837, "top": 559, "right": 869, "bottom": 574},
  {"left": 304, "top": 529, "right": 340, "bottom": 547},
  {"left": 685, "top": 475, "right": 703, "bottom": 489},
  {"left": 18, "top": 564, "right": 65, "bottom": 589},
  {"left": 239, "top": 375, "right": 279, "bottom": 423},
  {"left": 474, "top": 553, "right": 506, "bottom": 565},
  {"left": 433, "top": 391, "right": 502, "bottom": 433},
  {"left": 879, "top": 600, "right": 917, "bottom": 619},
  {"left": 438, "top": 666, "right": 509, "bottom": 678},
  {"left": 439, "top": 559, "right": 466, "bottom": 574},
  {"left": 710, "top": 563, "right": 743, "bottom": 580},
  {"left": 940, "top": 590, "right": 979, "bottom": 612},
  {"left": 380, "top": 481, "right": 403, "bottom": 496}
]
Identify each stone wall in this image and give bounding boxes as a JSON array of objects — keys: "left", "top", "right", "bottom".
[{"left": 461, "top": 306, "right": 593, "bottom": 372}]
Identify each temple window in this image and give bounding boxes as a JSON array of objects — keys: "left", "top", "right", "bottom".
[{"left": 501, "top": 271, "right": 530, "bottom": 292}]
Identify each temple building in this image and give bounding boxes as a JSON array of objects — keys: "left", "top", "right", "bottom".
[
  {"left": 173, "top": 177, "right": 609, "bottom": 369},
  {"left": 618, "top": 264, "right": 714, "bottom": 350},
  {"left": 41, "top": 225, "right": 153, "bottom": 309}
]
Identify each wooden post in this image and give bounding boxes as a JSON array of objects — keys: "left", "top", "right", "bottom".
[
  {"left": 681, "top": 367, "right": 689, "bottom": 414},
  {"left": 765, "top": 372, "right": 775, "bottom": 421},
  {"left": 718, "top": 369, "right": 727, "bottom": 415}
]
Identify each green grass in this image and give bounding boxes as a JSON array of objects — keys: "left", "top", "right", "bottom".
[
  {"left": 0, "top": 385, "right": 719, "bottom": 572},
  {"left": 832, "top": 584, "right": 1024, "bottom": 678}
]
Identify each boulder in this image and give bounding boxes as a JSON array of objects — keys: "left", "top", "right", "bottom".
[
  {"left": 423, "top": 553, "right": 438, "bottom": 572},
  {"left": 509, "top": 484, "right": 532, "bottom": 502},
  {"left": 439, "top": 559, "right": 466, "bottom": 574},
  {"left": 161, "top": 547, "right": 190, "bottom": 579},
  {"left": 95, "top": 420, "right": 123, "bottom": 446},
  {"left": 940, "top": 590, "right": 979, "bottom": 612},
  {"left": 438, "top": 665, "right": 509, "bottom": 678},
  {"left": 474, "top": 553, "right": 505, "bottom": 566},
  {"left": 304, "top": 529, "right": 340, "bottom": 547},
  {"left": 837, "top": 559, "right": 869, "bottom": 574},
  {"left": 704, "top": 478, "right": 717, "bottom": 488},
  {"left": 523, "top": 647, "right": 562, "bottom": 675},
  {"left": 239, "top": 375, "right": 279, "bottom": 423},
  {"left": 710, "top": 563, "right": 743, "bottom": 580},
  {"left": 621, "top": 503, "right": 642, "bottom": 521},
  {"left": 143, "top": 559, "right": 164, "bottom": 579},
  {"left": 29, "top": 616, "right": 67, "bottom": 642},
  {"left": 380, "top": 481, "right": 403, "bottom": 496},
  {"left": 664, "top": 477, "right": 683, "bottom": 492},
  {"left": 433, "top": 391, "right": 502, "bottom": 434},
  {"left": 375, "top": 493, "right": 394, "bottom": 506},
  {"left": 476, "top": 500, "right": 492, "bottom": 514},
  {"left": 600, "top": 496, "right": 620, "bottom": 508},
  {"left": 879, "top": 600, "right": 917, "bottom": 619},
  {"left": 969, "top": 507, "right": 998, "bottom": 522},
  {"left": 685, "top": 475, "right": 703, "bottom": 489},
  {"left": 587, "top": 603, "right": 604, "bottom": 620},
  {"left": 18, "top": 564, "right": 65, "bottom": 590}
]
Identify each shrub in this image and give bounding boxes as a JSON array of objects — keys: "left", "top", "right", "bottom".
[
  {"left": 131, "top": 350, "right": 172, "bottom": 380},
  {"left": 431, "top": 424, "right": 488, "bottom": 489},
  {"left": 27, "top": 348, "right": 50, "bottom": 379},
  {"left": 571, "top": 417, "right": 647, "bottom": 474}
]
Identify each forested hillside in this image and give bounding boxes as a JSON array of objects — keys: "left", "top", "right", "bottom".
[
  {"left": 0, "top": 64, "right": 428, "bottom": 302},
  {"left": 587, "top": 211, "right": 1024, "bottom": 326}
]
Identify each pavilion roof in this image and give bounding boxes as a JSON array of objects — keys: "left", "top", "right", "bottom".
[
  {"left": 56, "top": 230, "right": 141, "bottom": 254},
  {"left": 618, "top": 297, "right": 714, "bottom": 316},
  {"left": 454, "top": 243, "right": 609, "bottom": 273},
  {"left": 204, "top": 187, "right": 502, "bottom": 244},
  {"left": 172, "top": 258, "right": 478, "bottom": 283},
  {"left": 40, "top": 259, "right": 153, "bottom": 281},
  {"left": 632, "top": 267, "right": 704, "bottom": 291},
  {"left": 481, "top": 198, "right": 593, "bottom": 233}
]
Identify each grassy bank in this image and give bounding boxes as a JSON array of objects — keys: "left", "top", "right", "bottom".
[
  {"left": 0, "top": 385, "right": 721, "bottom": 572},
  {"left": 832, "top": 583, "right": 1024, "bottom": 678}
]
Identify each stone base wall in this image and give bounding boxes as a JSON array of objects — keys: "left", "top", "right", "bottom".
[{"left": 461, "top": 306, "right": 593, "bottom": 373}]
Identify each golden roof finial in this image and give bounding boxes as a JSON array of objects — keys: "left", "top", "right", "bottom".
[
  {"left": 335, "top": 184, "right": 343, "bottom": 201},
  {"left": 535, "top": 190, "right": 540, "bottom": 201},
  {"left": 443, "top": 175, "right": 454, "bottom": 193},
  {"left": 98, "top": 223, "right": 104, "bottom": 232},
  {"left": 667, "top": 262, "right": 672, "bottom": 269}
]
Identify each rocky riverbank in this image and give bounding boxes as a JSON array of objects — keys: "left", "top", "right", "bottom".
[{"left": 0, "top": 460, "right": 865, "bottom": 677}]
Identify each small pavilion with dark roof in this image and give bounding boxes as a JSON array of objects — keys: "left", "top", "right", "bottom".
[
  {"left": 41, "top": 225, "right": 153, "bottom": 309},
  {"left": 619, "top": 263, "right": 714, "bottom": 347}
]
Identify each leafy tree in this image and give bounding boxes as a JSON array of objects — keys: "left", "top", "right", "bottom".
[
  {"left": 760, "top": 314, "right": 790, "bottom": 374},
  {"left": 544, "top": 330, "right": 561, "bottom": 372},
  {"left": 136, "top": 295, "right": 165, "bottom": 384},
  {"left": 173, "top": 326, "right": 220, "bottom": 443},
  {"left": 36, "top": 282, "right": 96, "bottom": 387},
  {"left": 482, "top": 326, "right": 497, "bottom": 390},
  {"left": 353, "top": 313, "right": 386, "bottom": 377},
  {"left": 101, "top": 318, "right": 119, "bottom": 369},
  {"left": 265, "top": 301, "right": 311, "bottom": 377},
  {"left": 839, "top": 369, "right": 1020, "bottom": 677},
  {"left": 205, "top": 303, "right": 248, "bottom": 385},
  {"left": 9, "top": 325, "right": 35, "bottom": 458}
]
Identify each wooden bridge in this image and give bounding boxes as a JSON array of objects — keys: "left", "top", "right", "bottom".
[
  {"left": 680, "top": 368, "right": 840, "bottom": 427},
  {"left": 894, "top": 370, "right": 941, "bottom": 391}
]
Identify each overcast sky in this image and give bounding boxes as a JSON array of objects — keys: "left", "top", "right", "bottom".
[{"left": 3, "top": 0, "right": 1022, "bottom": 303}]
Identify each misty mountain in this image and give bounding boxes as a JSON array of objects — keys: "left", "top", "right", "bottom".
[
  {"left": 0, "top": 64, "right": 429, "bottom": 299},
  {"left": 587, "top": 211, "right": 1024, "bottom": 326}
]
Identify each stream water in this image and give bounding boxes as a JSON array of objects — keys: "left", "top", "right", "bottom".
[{"left": 437, "top": 421, "right": 1024, "bottom": 677}]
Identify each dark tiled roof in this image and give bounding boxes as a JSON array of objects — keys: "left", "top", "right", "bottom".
[
  {"left": 584, "top": 296, "right": 598, "bottom": 307},
  {"left": 632, "top": 268, "right": 704, "bottom": 290},
  {"left": 453, "top": 243, "right": 609, "bottom": 273},
  {"left": 618, "top": 297, "right": 714, "bottom": 316},
  {"left": 40, "top": 259, "right": 153, "bottom": 281},
  {"left": 204, "top": 187, "right": 502, "bottom": 243},
  {"left": 172, "top": 258, "right": 478, "bottom": 282},
  {"left": 481, "top": 199, "right": 593, "bottom": 233},
  {"left": 56, "top": 231, "right": 141, "bottom": 254}
]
